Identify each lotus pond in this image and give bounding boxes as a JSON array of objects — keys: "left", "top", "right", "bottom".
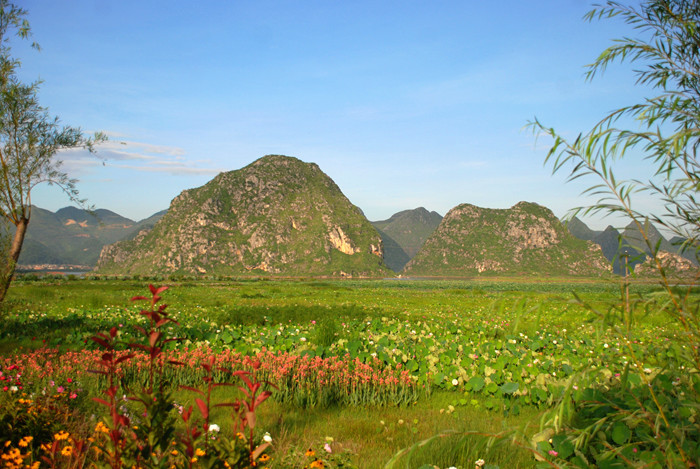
[{"left": 0, "top": 277, "right": 694, "bottom": 468}]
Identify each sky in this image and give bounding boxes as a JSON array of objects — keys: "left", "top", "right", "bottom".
[{"left": 15, "top": 0, "right": 654, "bottom": 229}]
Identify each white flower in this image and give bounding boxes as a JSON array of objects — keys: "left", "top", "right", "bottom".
[
  {"left": 604, "top": 343, "right": 609, "bottom": 348},
  {"left": 475, "top": 459, "right": 485, "bottom": 467},
  {"left": 452, "top": 378, "right": 459, "bottom": 386},
  {"left": 9, "top": 386, "right": 18, "bottom": 392},
  {"left": 263, "top": 432, "right": 272, "bottom": 443},
  {"left": 208, "top": 424, "right": 220, "bottom": 433},
  {"left": 300, "top": 337, "right": 307, "bottom": 342}
]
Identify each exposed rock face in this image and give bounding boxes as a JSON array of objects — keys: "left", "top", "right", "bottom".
[
  {"left": 634, "top": 250, "right": 698, "bottom": 278},
  {"left": 403, "top": 201, "right": 611, "bottom": 277},
  {"left": 96, "top": 155, "right": 389, "bottom": 277}
]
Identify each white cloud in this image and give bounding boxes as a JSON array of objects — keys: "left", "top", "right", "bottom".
[
  {"left": 55, "top": 134, "right": 223, "bottom": 176},
  {"left": 109, "top": 163, "right": 221, "bottom": 176}
]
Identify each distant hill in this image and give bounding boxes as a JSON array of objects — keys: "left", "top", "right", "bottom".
[
  {"left": 567, "top": 216, "right": 600, "bottom": 242},
  {"left": 371, "top": 207, "right": 442, "bottom": 271},
  {"left": 16, "top": 206, "right": 166, "bottom": 270},
  {"left": 567, "top": 218, "right": 698, "bottom": 275},
  {"left": 634, "top": 251, "right": 698, "bottom": 279},
  {"left": 96, "top": 155, "right": 391, "bottom": 277},
  {"left": 403, "top": 202, "right": 610, "bottom": 277}
]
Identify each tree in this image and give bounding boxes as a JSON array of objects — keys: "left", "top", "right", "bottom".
[
  {"left": 529, "top": 1, "right": 700, "bottom": 466},
  {"left": 532, "top": 1, "right": 700, "bottom": 258},
  {"left": 0, "top": 1, "right": 104, "bottom": 303}
]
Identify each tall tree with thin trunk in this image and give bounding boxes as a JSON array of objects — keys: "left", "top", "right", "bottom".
[{"left": 0, "top": 1, "right": 104, "bottom": 304}]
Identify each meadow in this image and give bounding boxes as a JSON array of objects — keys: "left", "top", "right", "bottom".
[{"left": 0, "top": 276, "right": 694, "bottom": 468}]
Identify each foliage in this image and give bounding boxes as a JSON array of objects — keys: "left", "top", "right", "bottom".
[
  {"left": 1, "top": 277, "right": 697, "bottom": 466},
  {"left": 529, "top": 1, "right": 700, "bottom": 467},
  {"left": 0, "top": 1, "right": 105, "bottom": 304},
  {"left": 0, "top": 284, "right": 277, "bottom": 468}
]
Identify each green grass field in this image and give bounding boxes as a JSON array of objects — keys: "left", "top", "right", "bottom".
[{"left": 0, "top": 277, "right": 693, "bottom": 468}]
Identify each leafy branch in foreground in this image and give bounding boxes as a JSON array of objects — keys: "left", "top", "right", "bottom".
[{"left": 528, "top": 1, "right": 700, "bottom": 467}]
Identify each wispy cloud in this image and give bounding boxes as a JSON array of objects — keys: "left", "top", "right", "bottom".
[{"left": 56, "top": 136, "right": 223, "bottom": 176}]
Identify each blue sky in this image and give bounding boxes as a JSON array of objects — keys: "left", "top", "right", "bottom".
[{"left": 17, "top": 0, "right": 651, "bottom": 229}]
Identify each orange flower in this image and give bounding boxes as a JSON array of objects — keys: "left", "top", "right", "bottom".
[
  {"left": 310, "top": 460, "right": 324, "bottom": 468},
  {"left": 61, "top": 446, "right": 73, "bottom": 457},
  {"left": 95, "top": 421, "right": 110, "bottom": 434},
  {"left": 305, "top": 448, "right": 316, "bottom": 457}
]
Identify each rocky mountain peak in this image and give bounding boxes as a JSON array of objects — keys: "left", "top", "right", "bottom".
[{"left": 96, "top": 155, "right": 389, "bottom": 277}]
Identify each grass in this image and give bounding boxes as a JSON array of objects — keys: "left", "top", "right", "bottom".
[{"left": 1, "top": 276, "right": 696, "bottom": 467}]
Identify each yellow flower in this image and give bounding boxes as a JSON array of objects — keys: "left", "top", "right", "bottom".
[
  {"left": 190, "top": 457, "right": 198, "bottom": 463},
  {"left": 3, "top": 441, "right": 10, "bottom": 447},
  {"left": 258, "top": 453, "right": 271, "bottom": 462},
  {"left": 18, "top": 436, "right": 33, "bottom": 447},
  {"left": 310, "top": 460, "right": 324, "bottom": 468},
  {"left": 170, "top": 449, "right": 178, "bottom": 456},
  {"left": 195, "top": 448, "right": 206, "bottom": 457},
  {"left": 61, "top": 446, "right": 73, "bottom": 457},
  {"left": 54, "top": 431, "right": 70, "bottom": 441},
  {"left": 94, "top": 422, "right": 110, "bottom": 434},
  {"left": 305, "top": 448, "right": 316, "bottom": 457},
  {"left": 31, "top": 462, "right": 40, "bottom": 469}
]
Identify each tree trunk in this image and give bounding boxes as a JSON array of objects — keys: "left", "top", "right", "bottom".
[{"left": 0, "top": 217, "right": 28, "bottom": 304}]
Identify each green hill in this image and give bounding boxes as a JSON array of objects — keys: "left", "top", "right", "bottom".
[
  {"left": 403, "top": 201, "right": 610, "bottom": 277},
  {"left": 96, "top": 155, "right": 391, "bottom": 278},
  {"left": 371, "top": 207, "right": 442, "bottom": 271},
  {"left": 16, "top": 206, "right": 143, "bottom": 268}
]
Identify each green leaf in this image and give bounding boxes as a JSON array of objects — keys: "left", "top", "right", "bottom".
[
  {"left": 500, "top": 382, "right": 519, "bottom": 395},
  {"left": 468, "top": 376, "right": 485, "bottom": 392},
  {"left": 552, "top": 434, "right": 574, "bottom": 459},
  {"left": 611, "top": 421, "right": 631, "bottom": 445}
]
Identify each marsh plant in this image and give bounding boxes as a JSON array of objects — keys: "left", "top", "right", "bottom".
[
  {"left": 0, "top": 285, "right": 276, "bottom": 469},
  {"left": 528, "top": 0, "right": 700, "bottom": 466}
]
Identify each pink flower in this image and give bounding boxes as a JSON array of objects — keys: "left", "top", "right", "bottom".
[
  {"left": 57, "top": 386, "right": 65, "bottom": 393},
  {"left": 548, "top": 450, "right": 558, "bottom": 457},
  {"left": 69, "top": 392, "right": 77, "bottom": 399},
  {"left": 324, "top": 443, "right": 332, "bottom": 453}
]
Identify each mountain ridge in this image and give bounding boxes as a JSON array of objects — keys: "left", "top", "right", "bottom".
[
  {"left": 96, "top": 155, "right": 390, "bottom": 277},
  {"left": 404, "top": 202, "right": 610, "bottom": 277}
]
